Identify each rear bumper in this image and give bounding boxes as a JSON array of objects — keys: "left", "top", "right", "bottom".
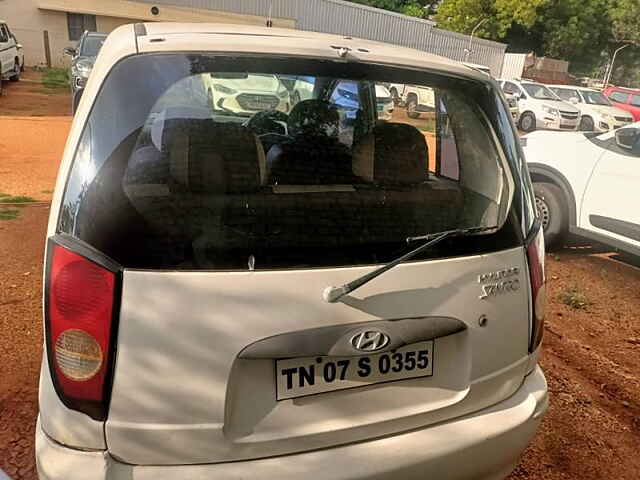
[{"left": 37, "top": 366, "right": 547, "bottom": 480}]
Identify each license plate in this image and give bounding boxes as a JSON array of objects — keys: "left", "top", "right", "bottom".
[
  {"left": 276, "top": 341, "right": 434, "bottom": 400},
  {"left": 246, "top": 101, "right": 272, "bottom": 110}
]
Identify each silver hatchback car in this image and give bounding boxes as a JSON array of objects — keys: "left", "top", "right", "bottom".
[{"left": 36, "top": 23, "right": 547, "bottom": 480}]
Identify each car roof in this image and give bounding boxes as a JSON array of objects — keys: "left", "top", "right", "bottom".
[
  {"left": 131, "top": 23, "right": 488, "bottom": 82},
  {"left": 548, "top": 85, "right": 598, "bottom": 92},
  {"left": 607, "top": 85, "right": 640, "bottom": 93}
]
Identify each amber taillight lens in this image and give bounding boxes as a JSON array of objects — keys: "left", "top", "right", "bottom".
[{"left": 45, "top": 236, "right": 121, "bottom": 420}]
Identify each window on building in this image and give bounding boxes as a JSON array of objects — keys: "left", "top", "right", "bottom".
[
  {"left": 0, "top": 24, "right": 9, "bottom": 43},
  {"left": 67, "top": 13, "right": 97, "bottom": 41}
]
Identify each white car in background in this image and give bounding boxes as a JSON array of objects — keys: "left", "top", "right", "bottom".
[
  {"left": 203, "top": 72, "right": 291, "bottom": 116},
  {"left": 548, "top": 85, "right": 633, "bottom": 132},
  {"left": 388, "top": 83, "right": 436, "bottom": 118},
  {"left": 499, "top": 79, "right": 580, "bottom": 132},
  {"left": 0, "top": 20, "right": 21, "bottom": 84},
  {"left": 524, "top": 124, "right": 640, "bottom": 256}
]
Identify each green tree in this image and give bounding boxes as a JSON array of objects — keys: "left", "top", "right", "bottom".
[
  {"left": 435, "top": 0, "right": 612, "bottom": 75},
  {"left": 610, "top": 0, "right": 640, "bottom": 45}
]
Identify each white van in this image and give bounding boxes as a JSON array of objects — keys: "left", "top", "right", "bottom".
[
  {"left": 36, "top": 23, "right": 547, "bottom": 480},
  {"left": 0, "top": 20, "right": 21, "bottom": 84},
  {"left": 499, "top": 79, "right": 580, "bottom": 132}
]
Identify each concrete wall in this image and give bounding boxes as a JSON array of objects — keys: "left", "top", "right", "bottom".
[{"left": 0, "top": 0, "right": 74, "bottom": 67}]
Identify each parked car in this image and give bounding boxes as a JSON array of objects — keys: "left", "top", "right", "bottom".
[
  {"left": 388, "top": 83, "right": 436, "bottom": 118},
  {"left": 37, "top": 22, "right": 547, "bottom": 480},
  {"left": 0, "top": 20, "right": 22, "bottom": 84},
  {"left": 328, "top": 81, "right": 395, "bottom": 122},
  {"left": 523, "top": 124, "right": 640, "bottom": 256},
  {"left": 603, "top": 86, "right": 640, "bottom": 122},
  {"left": 548, "top": 85, "right": 633, "bottom": 132},
  {"left": 63, "top": 31, "right": 107, "bottom": 113},
  {"left": 499, "top": 79, "right": 580, "bottom": 132},
  {"left": 202, "top": 72, "right": 290, "bottom": 116}
]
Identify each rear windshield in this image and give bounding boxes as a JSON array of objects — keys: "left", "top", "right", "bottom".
[{"left": 58, "top": 54, "right": 525, "bottom": 270}]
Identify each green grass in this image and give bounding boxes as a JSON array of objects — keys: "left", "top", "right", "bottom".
[
  {"left": 559, "top": 286, "right": 591, "bottom": 310},
  {"left": 41, "top": 68, "right": 70, "bottom": 89},
  {"left": 0, "top": 193, "right": 36, "bottom": 203},
  {"left": 0, "top": 209, "right": 20, "bottom": 221}
]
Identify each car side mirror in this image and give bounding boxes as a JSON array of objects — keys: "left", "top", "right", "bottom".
[
  {"left": 615, "top": 128, "right": 640, "bottom": 151},
  {"left": 63, "top": 47, "right": 77, "bottom": 57},
  {"left": 16, "top": 43, "right": 22, "bottom": 50},
  {"left": 570, "top": 97, "right": 580, "bottom": 105}
]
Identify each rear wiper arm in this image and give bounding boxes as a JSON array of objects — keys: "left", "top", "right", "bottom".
[{"left": 323, "top": 225, "right": 498, "bottom": 303}]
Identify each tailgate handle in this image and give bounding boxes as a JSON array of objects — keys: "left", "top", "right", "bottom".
[{"left": 238, "top": 316, "right": 466, "bottom": 359}]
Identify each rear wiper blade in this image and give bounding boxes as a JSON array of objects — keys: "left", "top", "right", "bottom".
[{"left": 323, "top": 225, "right": 498, "bottom": 303}]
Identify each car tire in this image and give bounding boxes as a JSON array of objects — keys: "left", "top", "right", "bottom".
[
  {"left": 9, "top": 60, "right": 20, "bottom": 82},
  {"left": 579, "top": 116, "right": 594, "bottom": 131},
  {"left": 519, "top": 111, "right": 536, "bottom": 133},
  {"left": 534, "top": 182, "right": 567, "bottom": 248},
  {"left": 407, "top": 97, "right": 420, "bottom": 119}
]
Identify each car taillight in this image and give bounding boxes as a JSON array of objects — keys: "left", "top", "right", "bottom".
[
  {"left": 45, "top": 236, "right": 121, "bottom": 420},
  {"left": 526, "top": 222, "right": 546, "bottom": 352}
]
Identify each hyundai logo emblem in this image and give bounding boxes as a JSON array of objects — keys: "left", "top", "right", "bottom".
[{"left": 350, "top": 330, "right": 390, "bottom": 352}]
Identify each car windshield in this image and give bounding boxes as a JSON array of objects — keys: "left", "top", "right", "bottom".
[
  {"left": 552, "top": 88, "right": 580, "bottom": 103},
  {"left": 522, "top": 83, "right": 558, "bottom": 100},
  {"left": 58, "top": 53, "right": 520, "bottom": 270},
  {"left": 80, "top": 35, "right": 106, "bottom": 57},
  {"left": 582, "top": 90, "right": 612, "bottom": 106}
]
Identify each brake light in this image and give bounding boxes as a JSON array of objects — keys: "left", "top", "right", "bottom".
[
  {"left": 526, "top": 223, "right": 546, "bottom": 352},
  {"left": 45, "top": 237, "right": 120, "bottom": 420}
]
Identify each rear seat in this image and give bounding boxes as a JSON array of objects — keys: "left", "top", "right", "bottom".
[{"left": 122, "top": 116, "right": 464, "bottom": 267}]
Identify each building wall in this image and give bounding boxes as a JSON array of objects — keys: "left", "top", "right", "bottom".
[
  {"left": 96, "top": 16, "right": 138, "bottom": 34},
  {"left": 0, "top": 0, "right": 73, "bottom": 67},
  {"left": 0, "top": 0, "right": 293, "bottom": 68}
]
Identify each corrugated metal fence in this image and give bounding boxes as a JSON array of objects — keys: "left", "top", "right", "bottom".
[{"left": 138, "top": 0, "right": 506, "bottom": 75}]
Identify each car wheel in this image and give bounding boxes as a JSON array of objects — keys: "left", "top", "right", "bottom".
[
  {"left": 519, "top": 112, "right": 536, "bottom": 133},
  {"left": 9, "top": 60, "right": 20, "bottom": 82},
  {"left": 579, "top": 116, "right": 594, "bottom": 131},
  {"left": 534, "top": 182, "right": 567, "bottom": 248},
  {"left": 407, "top": 97, "right": 420, "bottom": 119}
]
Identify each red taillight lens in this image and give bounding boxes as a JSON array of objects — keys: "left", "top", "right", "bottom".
[
  {"left": 526, "top": 223, "right": 546, "bottom": 352},
  {"left": 45, "top": 238, "right": 119, "bottom": 419}
]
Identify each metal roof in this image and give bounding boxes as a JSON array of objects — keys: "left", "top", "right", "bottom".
[{"left": 136, "top": 0, "right": 507, "bottom": 75}]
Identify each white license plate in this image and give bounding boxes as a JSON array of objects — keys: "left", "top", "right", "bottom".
[{"left": 276, "top": 341, "right": 434, "bottom": 400}]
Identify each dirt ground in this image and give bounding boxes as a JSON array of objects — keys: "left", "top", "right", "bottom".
[
  {"left": 0, "top": 71, "right": 71, "bottom": 117},
  {"left": 1, "top": 82, "right": 640, "bottom": 480}
]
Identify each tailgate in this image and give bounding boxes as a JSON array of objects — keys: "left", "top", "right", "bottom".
[{"left": 105, "top": 246, "right": 530, "bottom": 465}]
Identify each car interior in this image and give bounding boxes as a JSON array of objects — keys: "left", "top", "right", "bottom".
[{"left": 59, "top": 64, "right": 512, "bottom": 271}]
